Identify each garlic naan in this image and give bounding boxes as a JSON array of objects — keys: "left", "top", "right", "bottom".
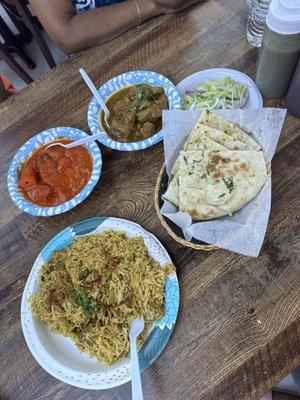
[
  {"left": 171, "top": 131, "right": 226, "bottom": 175},
  {"left": 166, "top": 122, "right": 252, "bottom": 205},
  {"left": 178, "top": 150, "right": 267, "bottom": 220},
  {"left": 191, "top": 123, "right": 253, "bottom": 151},
  {"left": 198, "top": 109, "right": 261, "bottom": 151},
  {"left": 163, "top": 175, "right": 180, "bottom": 207},
  {"left": 165, "top": 135, "right": 225, "bottom": 206}
]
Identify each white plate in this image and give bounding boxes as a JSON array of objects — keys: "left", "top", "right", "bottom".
[
  {"left": 21, "top": 217, "right": 179, "bottom": 390},
  {"left": 177, "top": 68, "right": 263, "bottom": 109}
]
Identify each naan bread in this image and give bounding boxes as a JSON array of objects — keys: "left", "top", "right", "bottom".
[
  {"left": 171, "top": 131, "right": 226, "bottom": 175},
  {"left": 198, "top": 110, "right": 261, "bottom": 151},
  {"left": 166, "top": 122, "right": 252, "bottom": 205},
  {"left": 170, "top": 119, "right": 254, "bottom": 176},
  {"left": 163, "top": 111, "right": 266, "bottom": 219},
  {"left": 163, "top": 175, "right": 180, "bottom": 206},
  {"left": 187, "top": 123, "right": 253, "bottom": 151},
  {"left": 165, "top": 135, "right": 225, "bottom": 206},
  {"left": 178, "top": 150, "right": 267, "bottom": 220}
]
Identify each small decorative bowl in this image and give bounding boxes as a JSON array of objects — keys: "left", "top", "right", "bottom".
[
  {"left": 7, "top": 127, "right": 102, "bottom": 217},
  {"left": 87, "top": 70, "right": 181, "bottom": 151}
]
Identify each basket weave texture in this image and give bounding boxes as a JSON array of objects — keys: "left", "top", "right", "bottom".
[{"left": 154, "top": 164, "right": 218, "bottom": 251}]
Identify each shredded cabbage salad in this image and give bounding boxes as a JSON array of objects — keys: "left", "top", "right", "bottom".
[{"left": 182, "top": 77, "right": 248, "bottom": 111}]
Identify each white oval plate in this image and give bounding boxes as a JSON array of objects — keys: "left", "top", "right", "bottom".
[
  {"left": 177, "top": 68, "right": 263, "bottom": 109},
  {"left": 21, "top": 217, "right": 179, "bottom": 390}
]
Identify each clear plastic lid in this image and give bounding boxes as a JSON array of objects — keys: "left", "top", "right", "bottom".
[{"left": 266, "top": 0, "right": 300, "bottom": 34}]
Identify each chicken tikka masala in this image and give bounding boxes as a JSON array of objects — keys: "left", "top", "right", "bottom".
[{"left": 19, "top": 139, "right": 92, "bottom": 207}]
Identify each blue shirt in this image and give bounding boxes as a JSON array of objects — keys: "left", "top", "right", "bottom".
[{"left": 72, "top": 0, "right": 124, "bottom": 12}]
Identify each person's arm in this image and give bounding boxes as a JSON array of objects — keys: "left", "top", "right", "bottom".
[
  {"left": 157, "top": 0, "right": 206, "bottom": 12},
  {"left": 0, "top": 78, "right": 8, "bottom": 102},
  {"left": 30, "top": 0, "right": 164, "bottom": 54}
]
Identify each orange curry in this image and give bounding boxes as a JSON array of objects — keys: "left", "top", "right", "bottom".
[{"left": 19, "top": 139, "right": 93, "bottom": 207}]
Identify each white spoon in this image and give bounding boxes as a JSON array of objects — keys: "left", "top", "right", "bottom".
[
  {"left": 45, "top": 133, "right": 103, "bottom": 150},
  {"left": 129, "top": 317, "right": 145, "bottom": 400},
  {"left": 79, "top": 68, "right": 111, "bottom": 127}
]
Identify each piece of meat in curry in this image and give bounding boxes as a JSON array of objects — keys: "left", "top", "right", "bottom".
[
  {"left": 101, "top": 84, "right": 168, "bottom": 142},
  {"left": 19, "top": 139, "right": 92, "bottom": 207}
]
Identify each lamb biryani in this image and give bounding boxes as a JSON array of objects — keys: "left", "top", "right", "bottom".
[{"left": 30, "top": 230, "right": 174, "bottom": 365}]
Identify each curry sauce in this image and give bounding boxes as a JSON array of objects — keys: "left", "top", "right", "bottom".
[
  {"left": 19, "top": 139, "right": 92, "bottom": 207},
  {"left": 100, "top": 84, "right": 168, "bottom": 143}
]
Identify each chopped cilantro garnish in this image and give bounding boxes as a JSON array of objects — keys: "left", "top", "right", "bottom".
[
  {"left": 183, "top": 156, "right": 188, "bottom": 164},
  {"left": 136, "top": 84, "right": 147, "bottom": 101},
  {"left": 69, "top": 287, "right": 99, "bottom": 314},
  {"left": 222, "top": 177, "right": 234, "bottom": 193},
  {"left": 134, "top": 85, "right": 149, "bottom": 111},
  {"left": 219, "top": 193, "right": 226, "bottom": 198},
  {"left": 200, "top": 173, "right": 207, "bottom": 179}
]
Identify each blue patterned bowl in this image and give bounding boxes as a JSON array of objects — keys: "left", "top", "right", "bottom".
[
  {"left": 87, "top": 70, "right": 181, "bottom": 151},
  {"left": 7, "top": 127, "right": 102, "bottom": 217}
]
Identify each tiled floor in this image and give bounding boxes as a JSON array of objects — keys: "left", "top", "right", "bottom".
[{"left": 0, "top": 4, "right": 67, "bottom": 90}]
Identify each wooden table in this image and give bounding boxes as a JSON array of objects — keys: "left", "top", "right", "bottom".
[{"left": 0, "top": 1, "right": 299, "bottom": 399}]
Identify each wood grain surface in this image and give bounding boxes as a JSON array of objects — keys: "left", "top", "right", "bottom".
[{"left": 0, "top": 0, "right": 299, "bottom": 399}]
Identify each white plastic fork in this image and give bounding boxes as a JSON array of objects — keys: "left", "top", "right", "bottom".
[
  {"left": 44, "top": 133, "right": 103, "bottom": 150},
  {"left": 129, "top": 317, "right": 145, "bottom": 400}
]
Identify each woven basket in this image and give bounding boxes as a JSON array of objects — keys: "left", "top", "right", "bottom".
[{"left": 154, "top": 164, "right": 218, "bottom": 251}]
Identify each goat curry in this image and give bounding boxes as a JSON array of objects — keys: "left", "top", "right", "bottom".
[{"left": 100, "top": 84, "right": 168, "bottom": 142}]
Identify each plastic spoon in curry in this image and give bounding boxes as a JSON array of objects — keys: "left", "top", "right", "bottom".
[
  {"left": 45, "top": 133, "right": 103, "bottom": 150},
  {"left": 79, "top": 68, "right": 111, "bottom": 127}
]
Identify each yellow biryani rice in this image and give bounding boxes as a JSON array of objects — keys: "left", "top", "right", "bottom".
[{"left": 30, "top": 230, "right": 174, "bottom": 365}]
